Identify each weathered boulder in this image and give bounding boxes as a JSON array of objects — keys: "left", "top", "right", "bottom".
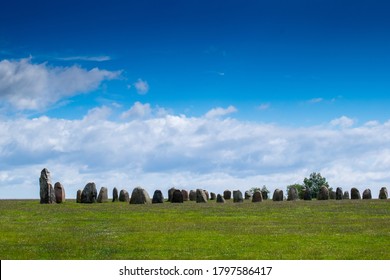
[
  {"left": 287, "top": 187, "right": 298, "bottom": 201},
  {"left": 336, "top": 187, "right": 343, "bottom": 200},
  {"left": 130, "top": 187, "right": 151, "bottom": 204},
  {"left": 119, "top": 189, "right": 130, "bottom": 202},
  {"left": 216, "top": 194, "right": 225, "bottom": 203},
  {"left": 81, "top": 182, "right": 97, "bottom": 203},
  {"left": 39, "top": 168, "right": 56, "bottom": 204},
  {"left": 362, "top": 188, "right": 372, "bottom": 199},
  {"left": 172, "top": 189, "right": 184, "bottom": 203},
  {"left": 252, "top": 191, "right": 263, "bottom": 202},
  {"left": 303, "top": 188, "right": 312, "bottom": 200},
  {"left": 223, "top": 190, "right": 232, "bottom": 200},
  {"left": 54, "top": 182, "right": 65, "bottom": 203},
  {"left": 343, "top": 191, "right": 350, "bottom": 199},
  {"left": 329, "top": 190, "right": 336, "bottom": 200},
  {"left": 152, "top": 190, "right": 164, "bottom": 203},
  {"left": 112, "top": 187, "right": 119, "bottom": 202},
  {"left": 189, "top": 190, "right": 196, "bottom": 201},
  {"left": 245, "top": 191, "right": 252, "bottom": 200},
  {"left": 262, "top": 190, "right": 269, "bottom": 200},
  {"left": 233, "top": 190, "right": 244, "bottom": 203},
  {"left": 181, "top": 190, "right": 189, "bottom": 201},
  {"left": 272, "top": 189, "right": 283, "bottom": 201},
  {"left": 317, "top": 186, "right": 329, "bottom": 200},
  {"left": 168, "top": 187, "right": 176, "bottom": 202},
  {"left": 76, "top": 190, "right": 82, "bottom": 203},
  {"left": 196, "top": 189, "right": 207, "bottom": 203},
  {"left": 97, "top": 187, "right": 108, "bottom": 203},
  {"left": 204, "top": 190, "right": 209, "bottom": 200},
  {"left": 379, "top": 187, "right": 388, "bottom": 199},
  {"left": 210, "top": 192, "right": 216, "bottom": 200},
  {"left": 351, "top": 188, "right": 361, "bottom": 199}
]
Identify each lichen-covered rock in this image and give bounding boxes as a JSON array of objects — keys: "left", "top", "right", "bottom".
[
  {"left": 112, "top": 187, "right": 119, "bottom": 202},
  {"left": 317, "top": 186, "right": 329, "bottom": 200},
  {"left": 97, "top": 187, "right": 108, "bottom": 203},
  {"left": 233, "top": 190, "right": 244, "bottom": 203},
  {"left": 181, "top": 190, "right": 189, "bottom": 201},
  {"left": 336, "top": 187, "right": 343, "bottom": 200},
  {"left": 245, "top": 191, "right": 252, "bottom": 200},
  {"left": 223, "top": 190, "right": 231, "bottom": 200},
  {"left": 210, "top": 192, "right": 216, "bottom": 200},
  {"left": 189, "top": 190, "right": 196, "bottom": 201},
  {"left": 196, "top": 189, "right": 207, "bottom": 203},
  {"left": 216, "top": 194, "right": 225, "bottom": 203},
  {"left": 54, "top": 182, "right": 65, "bottom": 203},
  {"left": 362, "top": 188, "right": 372, "bottom": 199},
  {"left": 119, "top": 189, "right": 130, "bottom": 202},
  {"left": 39, "top": 168, "right": 56, "bottom": 204},
  {"left": 351, "top": 188, "right": 361, "bottom": 199},
  {"left": 130, "top": 187, "right": 151, "bottom": 204},
  {"left": 303, "top": 188, "right": 312, "bottom": 200},
  {"left": 76, "top": 190, "right": 82, "bottom": 203},
  {"left": 252, "top": 191, "right": 263, "bottom": 202},
  {"left": 81, "top": 182, "right": 97, "bottom": 203},
  {"left": 287, "top": 187, "right": 298, "bottom": 201},
  {"left": 272, "top": 189, "right": 283, "bottom": 201},
  {"left": 152, "top": 190, "right": 164, "bottom": 203},
  {"left": 343, "top": 191, "right": 350, "bottom": 199},
  {"left": 172, "top": 189, "right": 184, "bottom": 203},
  {"left": 379, "top": 187, "right": 388, "bottom": 199}
]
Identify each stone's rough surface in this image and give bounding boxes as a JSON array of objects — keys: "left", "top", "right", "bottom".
[
  {"left": 362, "top": 189, "right": 372, "bottom": 199},
  {"left": 189, "top": 190, "right": 196, "bottom": 201},
  {"left": 81, "top": 182, "right": 97, "bottom": 203},
  {"left": 245, "top": 191, "right": 252, "bottom": 200},
  {"left": 168, "top": 188, "right": 176, "bottom": 202},
  {"left": 233, "top": 190, "right": 244, "bottom": 203},
  {"left": 130, "top": 187, "right": 151, "bottom": 204},
  {"left": 223, "top": 190, "right": 232, "bottom": 200},
  {"left": 204, "top": 190, "right": 209, "bottom": 200},
  {"left": 262, "top": 191, "right": 269, "bottom": 200},
  {"left": 252, "top": 191, "right": 263, "bottom": 202},
  {"left": 97, "top": 187, "right": 108, "bottom": 203},
  {"left": 54, "top": 182, "right": 65, "bottom": 203},
  {"left": 329, "top": 190, "right": 336, "bottom": 199},
  {"left": 303, "top": 188, "right": 312, "bottom": 200},
  {"left": 336, "top": 187, "right": 343, "bottom": 200},
  {"left": 76, "top": 190, "right": 82, "bottom": 203},
  {"left": 119, "top": 189, "right": 130, "bottom": 202},
  {"left": 216, "top": 194, "right": 225, "bottom": 203},
  {"left": 272, "top": 189, "right": 283, "bottom": 201},
  {"left": 152, "top": 190, "right": 164, "bottom": 203},
  {"left": 351, "top": 188, "right": 361, "bottom": 199},
  {"left": 39, "top": 168, "right": 56, "bottom": 204},
  {"left": 317, "top": 186, "right": 329, "bottom": 200},
  {"left": 287, "top": 187, "right": 298, "bottom": 201},
  {"left": 181, "top": 190, "right": 189, "bottom": 201},
  {"left": 196, "top": 189, "right": 208, "bottom": 203},
  {"left": 343, "top": 191, "right": 350, "bottom": 199},
  {"left": 379, "top": 187, "right": 388, "bottom": 199},
  {"left": 112, "top": 187, "right": 119, "bottom": 202},
  {"left": 210, "top": 192, "right": 216, "bottom": 200},
  {"left": 172, "top": 189, "right": 184, "bottom": 203}
]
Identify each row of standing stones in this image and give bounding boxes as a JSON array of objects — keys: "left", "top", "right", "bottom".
[{"left": 39, "top": 168, "right": 389, "bottom": 204}]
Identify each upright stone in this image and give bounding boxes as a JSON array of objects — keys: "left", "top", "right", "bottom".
[
  {"left": 81, "top": 182, "right": 97, "bottom": 203},
  {"left": 272, "top": 189, "right": 283, "bottom": 201},
  {"left": 196, "top": 189, "right": 207, "bottom": 203},
  {"left": 262, "top": 190, "right": 269, "bottom": 200},
  {"left": 54, "top": 182, "right": 65, "bottom": 203},
  {"left": 97, "top": 187, "right": 108, "bottom": 203},
  {"left": 287, "top": 187, "right": 298, "bottom": 201},
  {"left": 181, "top": 190, "right": 189, "bottom": 201},
  {"left": 152, "top": 190, "right": 164, "bottom": 203},
  {"left": 210, "top": 192, "right": 216, "bottom": 200},
  {"left": 252, "top": 191, "right": 263, "bottom": 202},
  {"left": 303, "top": 188, "right": 312, "bottom": 200},
  {"left": 168, "top": 187, "right": 176, "bottom": 202},
  {"left": 204, "top": 190, "right": 209, "bottom": 200},
  {"left": 119, "top": 189, "right": 130, "bottom": 202},
  {"left": 39, "top": 168, "right": 55, "bottom": 204},
  {"left": 112, "top": 187, "right": 119, "bottom": 202},
  {"left": 172, "top": 189, "right": 184, "bottom": 203},
  {"left": 223, "top": 190, "right": 232, "bottom": 200},
  {"left": 343, "top": 191, "right": 350, "bottom": 199},
  {"left": 245, "top": 191, "right": 252, "bottom": 200},
  {"left": 317, "top": 186, "right": 329, "bottom": 200},
  {"left": 329, "top": 190, "right": 336, "bottom": 199},
  {"left": 351, "top": 188, "right": 361, "bottom": 199},
  {"left": 233, "top": 190, "right": 244, "bottom": 203},
  {"left": 189, "top": 190, "right": 196, "bottom": 201},
  {"left": 336, "top": 187, "right": 343, "bottom": 200},
  {"left": 379, "top": 187, "right": 388, "bottom": 199},
  {"left": 362, "top": 189, "right": 372, "bottom": 199},
  {"left": 216, "top": 194, "right": 225, "bottom": 203},
  {"left": 130, "top": 187, "right": 151, "bottom": 204},
  {"left": 76, "top": 190, "right": 82, "bottom": 203}
]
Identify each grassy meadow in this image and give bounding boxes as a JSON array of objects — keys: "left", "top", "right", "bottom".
[{"left": 0, "top": 199, "right": 389, "bottom": 260}]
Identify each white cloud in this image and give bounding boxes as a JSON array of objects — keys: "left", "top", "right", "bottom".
[
  {"left": 121, "top": 102, "right": 152, "bottom": 119},
  {"left": 330, "top": 116, "right": 355, "bottom": 128},
  {"left": 57, "top": 56, "right": 111, "bottom": 62},
  {"left": 258, "top": 103, "right": 270, "bottom": 110},
  {"left": 204, "top": 105, "right": 237, "bottom": 118},
  {"left": 134, "top": 79, "right": 149, "bottom": 95},
  {"left": 308, "top": 97, "right": 323, "bottom": 103},
  {"left": 0, "top": 58, "right": 120, "bottom": 111}
]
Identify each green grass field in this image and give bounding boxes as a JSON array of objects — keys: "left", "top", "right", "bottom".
[{"left": 0, "top": 199, "right": 389, "bottom": 260}]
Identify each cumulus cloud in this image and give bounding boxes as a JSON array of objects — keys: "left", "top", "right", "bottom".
[
  {"left": 134, "top": 79, "right": 149, "bottom": 95},
  {"left": 121, "top": 102, "right": 152, "bottom": 119},
  {"left": 204, "top": 105, "right": 237, "bottom": 118},
  {"left": 330, "top": 116, "right": 355, "bottom": 128},
  {"left": 0, "top": 58, "right": 120, "bottom": 111}
]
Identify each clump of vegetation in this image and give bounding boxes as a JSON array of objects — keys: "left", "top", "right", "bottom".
[{"left": 303, "top": 172, "right": 329, "bottom": 199}]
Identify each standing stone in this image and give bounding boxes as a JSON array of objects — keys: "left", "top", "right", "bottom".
[
  {"left": 54, "top": 182, "right": 65, "bottom": 203},
  {"left": 343, "top": 191, "right": 350, "bottom": 199},
  {"left": 210, "top": 192, "right": 216, "bottom": 200},
  {"left": 379, "top": 187, "right": 388, "bottom": 199},
  {"left": 172, "top": 189, "right": 184, "bottom": 203},
  {"left": 196, "top": 189, "right": 207, "bottom": 203},
  {"left": 245, "top": 191, "right": 252, "bottom": 200},
  {"left": 168, "top": 187, "right": 176, "bottom": 202},
  {"left": 39, "top": 168, "right": 56, "bottom": 204},
  {"left": 152, "top": 190, "right": 164, "bottom": 203},
  {"left": 317, "top": 186, "right": 329, "bottom": 200},
  {"left": 181, "top": 190, "right": 189, "bottom": 201},
  {"left": 76, "top": 190, "right": 82, "bottom": 203},
  {"left": 336, "top": 187, "right": 343, "bottom": 200},
  {"left": 189, "top": 190, "right": 196, "bottom": 201},
  {"left": 272, "top": 189, "right": 283, "bottom": 201},
  {"left": 329, "top": 190, "right": 336, "bottom": 199},
  {"left": 233, "top": 190, "right": 244, "bottom": 203},
  {"left": 97, "top": 187, "right": 108, "bottom": 203},
  {"left": 303, "top": 188, "right": 312, "bottom": 200},
  {"left": 262, "top": 190, "right": 269, "bottom": 200},
  {"left": 81, "top": 182, "right": 97, "bottom": 203},
  {"left": 287, "top": 187, "right": 298, "bottom": 201},
  {"left": 216, "top": 194, "right": 225, "bottom": 203},
  {"left": 130, "top": 187, "right": 151, "bottom": 204},
  {"left": 362, "top": 189, "right": 372, "bottom": 199},
  {"left": 351, "top": 188, "right": 361, "bottom": 199},
  {"left": 112, "top": 187, "right": 119, "bottom": 202},
  {"left": 119, "top": 189, "right": 130, "bottom": 202},
  {"left": 252, "top": 191, "right": 263, "bottom": 202},
  {"left": 204, "top": 190, "right": 209, "bottom": 200},
  {"left": 223, "top": 190, "right": 232, "bottom": 200}
]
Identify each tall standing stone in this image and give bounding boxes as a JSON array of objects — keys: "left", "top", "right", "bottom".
[
  {"left": 317, "top": 186, "right": 329, "bottom": 200},
  {"left": 351, "top": 188, "right": 361, "bottom": 199},
  {"left": 216, "top": 194, "right": 225, "bottom": 203},
  {"left": 336, "top": 187, "right": 343, "bottom": 200},
  {"left": 39, "top": 168, "right": 56, "bottom": 204},
  {"left": 152, "top": 190, "right": 164, "bottom": 203},
  {"left": 181, "top": 190, "right": 189, "bottom": 201},
  {"left": 245, "top": 191, "right": 252, "bottom": 200},
  {"left": 189, "top": 190, "right": 196, "bottom": 201},
  {"left": 252, "top": 191, "right": 263, "bottom": 202},
  {"left": 112, "top": 187, "right": 119, "bottom": 202},
  {"left": 210, "top": 192, "right": 216, "bottom": 200},
  {"left": 130, "top": 187, "right": 151, "bottom": 204},
  {"left": 233, "top": 190, "right": 244, "bottom": 203},
  {"left": 172, "top": 189, "right": 184, "bottom": 203},
  {"left": 343, "top": 191, "right": 350, "bottom": 199},
  {"left": 204, "top": 190, "right": 209, "bottom": 200},
  {"left": 119, "top": 189, "right": 130, "bottom": 202},
  {"left": 196, "top": 189, "right": 207, "bottom": 203},
  {"left": 81, "top": 182, "right": 97, "bottom": 203},
  {"left": 54, "top": 182, "right": 65, "bottom": 203},
  {"left": 76, "top": 190, "right": 82, "bottom": 203},
  {"left": 362, "top": 189, "right": 372, "bottom": 199},
  {"left": 262, "top": 190, "right": 269, "bottom": 200},
  {"left": 303, "top": 188, "right": 312, "bottom": 200},
  {"left": 272, "top": 189, "right": 283, "bottom": 201},
  {"left": 379, "top": 187, "right": 388, "bottom": 199},
  {"left": 287, "top": 187, "right": 298, "bottom": 201},
  {"left": 168, "top": 187, "right": 176, "bottom": 202},
  {"left": 329, "top": 190, "right": 336, "bottom": 199},
  {"left": 97, "top": 187, "right": 108, "bottom": 203},
  {"left": 223, "top": 190, "right": 232, "bottom": 200}
]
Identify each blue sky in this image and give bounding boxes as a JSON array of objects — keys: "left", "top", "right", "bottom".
[{"left": 1, "top": 0, "right": 390, "bottom": 198}]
